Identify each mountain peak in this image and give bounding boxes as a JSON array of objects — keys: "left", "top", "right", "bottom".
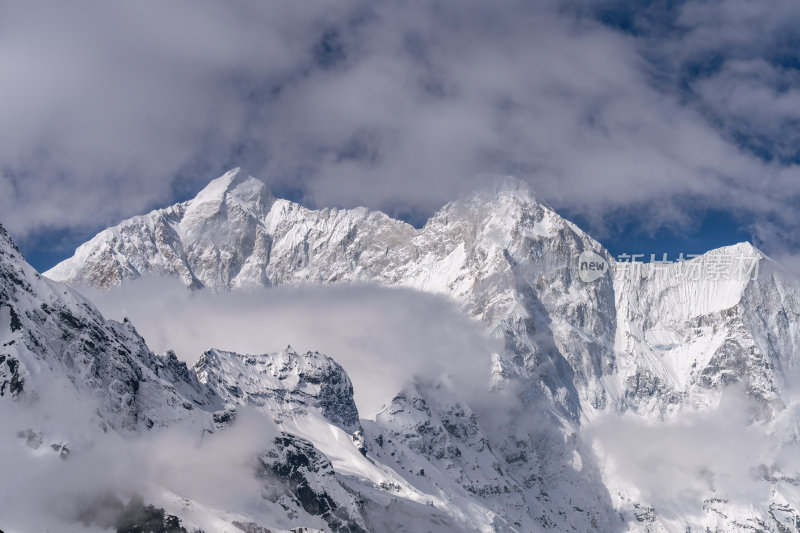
[
  {"left": 190, "top": 167, "right": 272, "bottom": 205},
  {"left": 710, "top": 241, "right": 763, "bottom": 258},
  {"left": 181, "top": 168, "right": 274, "bottom": 232},
  {"left": 690, "top": 241, "right": 767, "bottom": 277},
  {"left": 469, "top": 174, "right": 541, "bottom": 204}
]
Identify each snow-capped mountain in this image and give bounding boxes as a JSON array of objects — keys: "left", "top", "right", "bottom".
[
  {"left": 46, "top": 168, "right": 625, "bottom": 530},
  {"left": 20, "top": 168, "right": 800, "bottom": 531},
  {"left": 47, "top": 168, "right": 617, "bottom": 420},
  {"left": 0, "top": 221, "right": 565, "bottom": 532}
]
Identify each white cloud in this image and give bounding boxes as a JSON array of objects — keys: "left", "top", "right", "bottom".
[
  {"left": 2, "top": 0, "right": 799, "bottom": 264},
  {"left": 81, "top": 278, "right": 498, "bottom": 417},
  {"left": 582, "top": 386, "right": 798, "bottom": 517},
  {"left": 0, "top": 390, "right": 277, "bottom": 532}
]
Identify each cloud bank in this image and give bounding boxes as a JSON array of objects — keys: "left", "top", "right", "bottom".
[
  {"left": 583, "top": 386, "right": 800, "bottom": 517},
  {"left": 1, "top": 0, "right": 799, "bottom": 261},
  {"left": 82, "top": 278, "right": 498, "bottom": 416}
]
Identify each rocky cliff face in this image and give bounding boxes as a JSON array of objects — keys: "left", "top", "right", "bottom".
[
  {"left": 0, "top": 222, "right": 218, "bottom": 434},
  {"left": 34, "top": 169, "right": 800, "bottom": 531}
]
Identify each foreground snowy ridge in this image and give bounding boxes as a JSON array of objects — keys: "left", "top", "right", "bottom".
[{"left": 3, "top": 168, "right": 799, "bottom": 531}]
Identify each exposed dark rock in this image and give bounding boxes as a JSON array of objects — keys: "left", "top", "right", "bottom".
[
  {"left": 1, "top": 354, "right": 24, "bottom": 397},
  {"left": 232, "top": 520, "right": 273, "bottom": 533},
  {"left": 114, "top": 496, "right": 189, "bottom": 533},
  {"left": 72, "top": 494, "right": 194, "bottom": 533},
  {"left": 16, "top": 428, "right": 43, "bottom": 449},
  {"left": 258, "top": 433, "right": 366, "bottom": 533},
  {"left": 632, "top": 503, "right": 656, "bottom": 523},
  {"left": 50, "top": 442, "right": 70, "bottom": 460},
  {"left": 7, "top": 305, "right": 21, "bottom": 332},
  {"left": 213, "top": 409, "right": 237, "bottom": 428}
]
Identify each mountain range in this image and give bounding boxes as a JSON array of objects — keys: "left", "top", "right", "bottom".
[{"left": 1, "top": 168, "right": 798, "bottom": 532}]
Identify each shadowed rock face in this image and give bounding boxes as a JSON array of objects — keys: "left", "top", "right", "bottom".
[
  {"left": 259, "top": 433, "right": 367, "bottom": 533},
  {"left": 73, "top": 494, "right": 191, "bottom": 533}
]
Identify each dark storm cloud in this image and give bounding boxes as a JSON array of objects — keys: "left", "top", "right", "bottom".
[{"left": 1, "top": 0, "right": 798, "bottom": 262}]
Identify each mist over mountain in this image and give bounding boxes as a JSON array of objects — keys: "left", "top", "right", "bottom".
[
  {"left": 4, "top": 1, "right": 800, "bottom": 530},
  {"left": 1, "top": 169, "right": 797, "bottom": 531}
]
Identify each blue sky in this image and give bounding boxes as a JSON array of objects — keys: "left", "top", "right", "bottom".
[{"left": 2, "top": 0, "right": 799, "bottom": 273}]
